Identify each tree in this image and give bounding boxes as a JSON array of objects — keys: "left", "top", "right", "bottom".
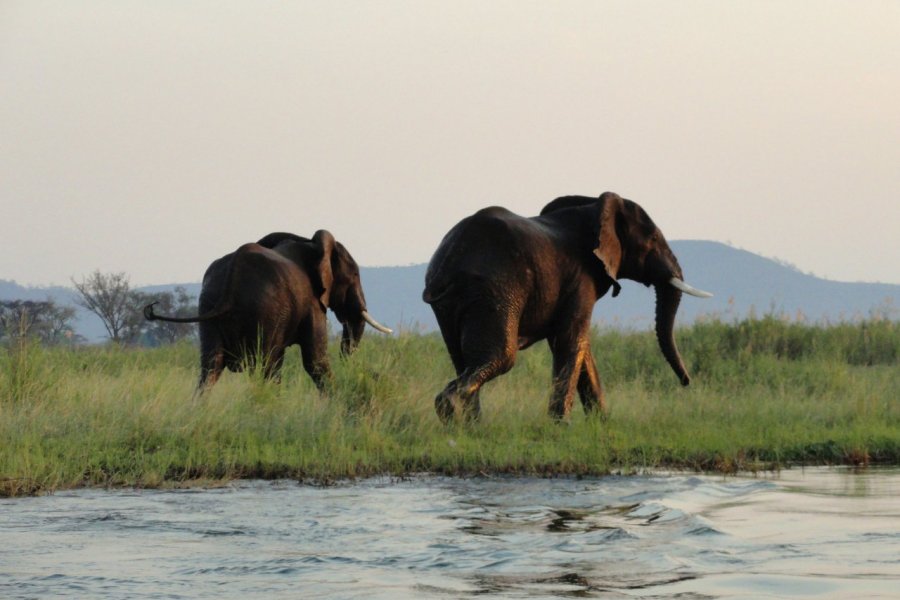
[
  {"left": 0, "top": 300, "right": 44, "bottom": 341},
  {"left": 72, "top": 271, "right": 199, "bottom": 345},
  {"left": 72, "top": 271, "right": 141, "bottom": 344},
  {"left": 41, "top": 302, "right": 79, "bottom": 344},
  {"left": 136, "top": 286, "right": 198, "bottom": 345},
  {"left": 0, "top": 299, "right": 78, "bottom": 345}
]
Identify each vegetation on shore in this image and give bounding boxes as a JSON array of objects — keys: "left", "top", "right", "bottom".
[{"left": 1, "top": 317, "right": 898, "bottom": 497}]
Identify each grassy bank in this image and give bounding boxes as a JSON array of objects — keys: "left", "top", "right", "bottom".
[{"left": 1, "top": 318, "right": 898, "bottom": 496}]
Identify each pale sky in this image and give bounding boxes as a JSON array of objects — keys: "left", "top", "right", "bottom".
[{"left": 2, "top": 1, "right": 899, "bottom": 287}]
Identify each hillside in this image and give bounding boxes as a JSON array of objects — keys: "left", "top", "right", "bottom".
[
  {"left": 2, "top": 241, "right": 897, "bottom": 342},
  {"left": 359, "top": 241, "right": 898, "bottom": 331}
]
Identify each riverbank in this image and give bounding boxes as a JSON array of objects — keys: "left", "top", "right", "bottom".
[{"left": 2, "top": 318, "right": 898, "bottom": 496}]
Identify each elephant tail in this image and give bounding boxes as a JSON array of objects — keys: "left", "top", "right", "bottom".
[
  {"left": 144, "top": 242, "right": 255, "bottom": 324},
  {"left": 143, "top": 301, "right": 232, "bottom": 324}
]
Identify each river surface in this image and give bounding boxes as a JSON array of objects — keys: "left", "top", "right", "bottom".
[{"left": 1, "top": 467, "right": 898, "bottom": 599}]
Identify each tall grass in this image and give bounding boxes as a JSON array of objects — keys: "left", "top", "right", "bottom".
[{"left": 1, "top": 318, "right": 897, "bottom": 496}]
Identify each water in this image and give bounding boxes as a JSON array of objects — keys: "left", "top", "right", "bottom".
[{"left": 2, "top": 468, "right": 898, "bottom": 599}]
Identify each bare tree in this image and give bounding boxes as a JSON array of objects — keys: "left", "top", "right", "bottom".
[{"left": 72, "top": 271, "right": 141, "bottom": 343}]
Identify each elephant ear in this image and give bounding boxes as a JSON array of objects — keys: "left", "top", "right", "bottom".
[
  {"left": 593, "top": 192, "right": 623, "bottom": 297},
  {"left": 311, "top": 229, "right": 335, "bottom": 309},
  {"left": 257, "top": 231, "right": 308, "bottom": 249},
  {"left": 540, "top": 195, "right": 597, "bottom": 216}
]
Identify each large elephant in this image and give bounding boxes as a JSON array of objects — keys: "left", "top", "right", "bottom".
[
  {"left": 144, "top": 230, "right": 392, "bottom": 391},
  {"left": 423, "top": 192, "right": 711, "bottom": 422}
]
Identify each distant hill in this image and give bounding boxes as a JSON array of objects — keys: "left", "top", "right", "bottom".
[
  {"left": 658, "top": 241, "right": 898, "bottom": 326},
  {"left": 2, "top": 242, "right": 896, "bottom": 342},
  {"left": 359, "top": 241, "right": 898, "bottom": 331}
]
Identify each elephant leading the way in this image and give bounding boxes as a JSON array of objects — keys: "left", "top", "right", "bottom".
[
  {"left": 144, "top": 230, "right": 392, "bottom": 392},
  {"left": 423, "top": 192, "right": 712, "bottom": 422}
]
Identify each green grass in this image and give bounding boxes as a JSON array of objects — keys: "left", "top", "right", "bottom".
[{"left": 1, "top": 317, "right": 898, "bottom": 496}]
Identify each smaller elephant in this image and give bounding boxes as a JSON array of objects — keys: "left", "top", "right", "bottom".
[{"left": 144, "top": 230, "right": 392, "bottom": 391}]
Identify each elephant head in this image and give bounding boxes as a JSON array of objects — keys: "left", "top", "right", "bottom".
[
  {"left": 297, "top": 230, "right": 392, "bottom": 356},
  {"left": 541, "top": 192, "right": 711, "bottom": 386}
]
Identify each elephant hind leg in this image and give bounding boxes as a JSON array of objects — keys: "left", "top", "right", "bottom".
[
  {"left": 262, "top": 347, "right": 286, "bottom": 383},
  {"left": 435, "top": 372, "right": 487, "bottom": 424},
  {"left": 196, "top": 326, "right": 226, "bottom": 394},
  {"left": 197, "top": 349, "right": 224, "bottom": 394},
  {"left": 434, "top": 313, "right": 517, "bottom": 424},
  {"left": 435, "top": 367, "right": 496, "bottom": 424},
  {"left": 435, "top": 336, "right": 482, "bottom": 423}
]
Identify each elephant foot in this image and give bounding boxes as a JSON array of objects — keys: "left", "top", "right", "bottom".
[
  {"left": 579, "top": 396, "right": 606, "bottom": 417},
  {"left": 582, "top": 403, "right": 609, "bottom": 423},
  {"left": 461, "top": 396, "right": 481, "bottom": 423},
  {"left": 548, "top": 395, "right": 575, "bottom": 421},
  {"left": 310, "top": 370, "right": 334, "bottom": 394},
  {"left": 435, "top": 391, "right": 455, "bottom": 424},
  {"left": 435, "top": 381, "right": 482, "bottom": 424}
]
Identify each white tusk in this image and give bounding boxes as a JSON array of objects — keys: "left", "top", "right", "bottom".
[
  {"left": 669, "top": 277, "right": 713, "bottom": 298},
  {"left": 362, "top": 310, "right": 393, "bottom": 334}
]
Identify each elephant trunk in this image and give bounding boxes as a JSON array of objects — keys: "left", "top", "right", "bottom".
[
  {"left": 341, "top": 319, "right": 365, "bottom": 357},
  {"left": 654, "top": 283, "right": 691, "bottom": 386},
  {"left": 340, "top": 310, "right": 393, "bottom": 356}
]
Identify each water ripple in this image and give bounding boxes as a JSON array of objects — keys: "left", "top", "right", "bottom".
[{"left": 0, "top": 467, "right": 897, "bottom": 598}]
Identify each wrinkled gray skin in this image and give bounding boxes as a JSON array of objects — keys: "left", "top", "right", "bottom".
[
  {"left": 423, "top": 192, "right": 692, "bottom": 422},
  {"left": 144, "top": 230, "right": 370, "bottom": 392}
]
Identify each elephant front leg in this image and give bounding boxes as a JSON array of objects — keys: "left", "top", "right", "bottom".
[
  {"left": 577, "top": 347, "right": 605, "bottom": 415},
  {"left": 302, "top": 352, "right": 331, "bottom": 392},
  {"left": 548, "top": 335, "right": 591, "bottom": 420},
  {"left": 299, "top": 323, "right": 332, "bottom": 391}
]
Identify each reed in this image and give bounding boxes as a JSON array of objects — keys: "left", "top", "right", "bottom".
[{"left": 1, "top": 318, "right": 897, "bottom": 496}]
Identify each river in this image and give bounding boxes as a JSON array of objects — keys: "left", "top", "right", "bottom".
[{"left": 2, "top": 467, "right": 898, "bottom": 598}]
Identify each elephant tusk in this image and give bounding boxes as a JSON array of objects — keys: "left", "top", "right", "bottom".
[
  {"left": 669, "top": 277, "right": 713, "bottom": 298},
  {"left": 362, "top": 311, "right": 393, "bottom": 334}
]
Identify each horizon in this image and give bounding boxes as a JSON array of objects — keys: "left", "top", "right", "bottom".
[
  {"left": 3, "top": 239, "right": 898, "bottom": 291},
  {"left": 5, "top": 237, "right": 897, "bottom": 345},
  {"left": 2, "top": 2, "right": 899, "bottom": 286}
]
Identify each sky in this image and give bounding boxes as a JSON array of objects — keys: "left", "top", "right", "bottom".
[{"left": 2, "top": 1, "right": 899, "bottom": 287}]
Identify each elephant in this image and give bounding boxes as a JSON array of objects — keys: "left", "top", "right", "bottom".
[
  {"left": 423, "top": 192, "right": 711, "bottom": 422},
  {"left": 144, "top": 230, "right": 392, "bottom": 392}
]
